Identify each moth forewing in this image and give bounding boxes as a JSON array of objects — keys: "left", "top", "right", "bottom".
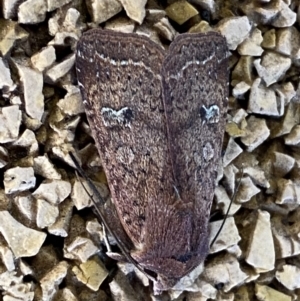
[{"left": 75, "top": 29, "right": 228, "bottom": 292}]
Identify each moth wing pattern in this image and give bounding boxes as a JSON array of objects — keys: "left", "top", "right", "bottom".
[
  {"left": 162, "top": 32, "right": 228, "bottom": 262},
  {"left": 76, "top": 29, "right": 228, "bottom": 290},
  {"left": 76, "top": 29, "right": 179, "bottom": 259}
]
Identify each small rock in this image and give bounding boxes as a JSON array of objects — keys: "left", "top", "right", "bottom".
[
  {"left": 254, "top": 52, "right": 291, "bottom": 87},
  {"left": 15, "top": 63, "right": 44, "bottom": 121},
  {"left": 223, "top": 164, "right": 239, "bottom": 197},
  {"left": 242, "top": 0, "right": 292, "bottom": 28},
  {"left": 86, "top": 0, "right": 122, "bottom": 23},
  {"left": 40, "top": 261, "right": 69, "bottom": 301},
  {"left": 271, "top": 0, "right": 296, "bottom": 28},
  {"left": 272, "top": 215, "right": 300, "bottom": 258},
  {"left": 165, "top": 1, "right": 198, "bottom": 25},
  {"left": 47, "top": 0, "right": 72, "bottom": 12},
  {"left": 231, "top": 286, "right": 251, "bottom": 301},
  {"left": 214, "top": 185, "right": 241, "bottom": 215},
  {"left": 57, "top": 85, "right": 85, "bottom": 116},
  {"left": 4, "top": 166, "right": 36, "bottom": 194},
  {"left": 203, "top": 254, "right": 248, "bottom": 292},
  {"left": 154, "top": 17, "right": 176, "bottom": 41},
  {"left": 255, "top": 284, "right": 291, "bottom": 301},
  {"left": 87, "top": 218, "right": 118, "bottom": 248},
  {"left": 2, "top": 0, "right": 20, "bottom": 19},
  {"left": 218, "top": 16, "right": 251, "bottom": 50},
  {"left": 14, "top": 194, "right": 35, "bottom": 221},
  {"left": 64, "top": 236, "right": 99, "bottom": 262},
  {"left": 189, "top": 20, "right": 212, "bottom": 34},
  {"left": 51, "top": 144, "right": 75, "bottom": 166},
  {"left": 48, "top": 199, "right": 73, "bottom": 237},
  {"left": 226, "top": 122, "right": 245, "bottom": 138},
  {"left": 54, "top": 287, "right": 78, "bottom": 301},
  {"left": 19, "top": 259, "right": 34, "bottom": 276},
  {"left": 232, "top": 81, "right": 251, "bottom": 98},
  {"left": 0, "top": 105, "right": 22, "bottom": 143},
  {"left": 33, "top": 179, "right": 71, "bottom": 205},
  {"left": 276, "top": 82, "right": 296, "bottom": 105},
  {"left": 246, "top": 210, "right": 275, "bottom": 272},
  {"left": 48, "top": 8, "right": 82, "bottom": 39},
  {"left": 45, "top": 54, "right": 75, "bottom": 83},
  {"left": 248, "top": 78, "right": 284, "bottom": 116},
  {"left": 71, "top": 178, "right": 108, "bottom": 210},
  {"left": 36, "top": 199, "right": 59, "bottom": 228},
  {"left": 48, "top": 30, "right": 79, "bottom": 47},
  {"left": 0, "top": 57, "right": 15, "bottom": 91},
  {"left": 236, "top": 176, "right": 261, "bottom": 203},
  {"left": 105, "top": 16, "right": 135, "bottom": 33},
  {"left": 0, "top": 271, "right": 34, "bottom": 301},
  {"left": 11, "top": 95, "right": 22, "bottom": 105},
  {"left": 31, "top": 46, "right": 56, "bottom": 72},
  {"left": 232, "top": 108, "right": 248, "bottom": 124},
  {"left": 243, "top": 166, "right": 270, "bottom": 188},
  {"left": 223, "top": 137, "right": 243, "bottom": 167},
  {"left": 145, "top": 9, "right": 166, "bottom": 23},
  {"left": 238, "top": 28, "right": 263, "bottom": 56},
  {"left": 71, "top": 179, "right": 93, "bottom": 210},
  {"left": 0, "top": 146, "right": 8, "bottom": 168},
  {"left": 273, "top": 152, "right": 295, "bottom": 177},
  {"left": 49, "top": 115, "right": 80, "bottom": 144},
  {"left": 0, "top": 245, "right": 15, "bottom": 271},
  {"left": 241, "top": 116, "right": 270, "bottom": 152},
  {"left": 13, "top": 129, "right": 38, "bottom": 155},
  {"left": 0, "top": 211, "right": 46, "bottom": 257},
  {"left": 209, "top": 217, "right": 241, "bottom": 254},
  {"left": 78, "top": 143, "right": 102, "bottom": 168},
  {"left": 18, "top": 0, "right": 47, "bottom": 24},
  {"left": 276, "top": 179, "right": 299, "bottom": 205},
  {"left": 86, "top": 219, "right": 105, "bottom": 242},
  {"left": 185, "top": 280, "right": 217, "bottom": 300},
  {"left": 262, "top": 29, "right": 276, "bottom": 49},
  {"left": 272, "top": 101, "right": 300, "bottom": 138},
  {"left": 231, "top": 56, "right": 253, "bottom": 85},
  {"left": 168, "top": 264, "right": 203, "bottom": 293},
  {"left": 276, "top": 264, "right": 300, "bottom": 290},
  {"left": 274, "top": 100, "right": 300, "bottom": 138},
  {"left": 276, "top": 27, "right": 300, "bottom": 61},
  {"left": 119, "top": 0, "right": 147, "bottom": 24},
  {"left": 117, "top": 262, "right": 149, "bottom": 287},
  {"left": 33, "top": 155, "right": 62, "bottom": 180},
  {"left": 285, "top": 125, "right": 300, "bottom": 147},
  {"left": 63, "top": 7, "right": 81, "bottom": 32},
  {"left": 23, "top": 113, "right": 43, "bottom": 131},
  {"left": 109, "top": 269, "right": 143, "bottom": 301},
  {"left": 72, "top": 256, "right": 108, "bottom": 291},
  {"left": 135, "top": 26, "right": 161, "bottom": 45},
  {"left": 0, "top": 19, "right": 29, "bottom": 55}
]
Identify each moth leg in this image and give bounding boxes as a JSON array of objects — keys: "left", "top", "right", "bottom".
[
  {"left": 101, "top": 223, "right": 126, "bottom": 261},
  {"left": 102, "top": 223, "right": 111, "bottom": 252}
]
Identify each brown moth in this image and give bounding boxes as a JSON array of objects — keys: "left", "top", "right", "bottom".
[{"left": 75, "top": 29, "right": 228, "bottom": 292}]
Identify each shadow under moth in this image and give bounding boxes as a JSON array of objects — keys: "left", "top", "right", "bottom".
[{"left": 75, "top": 29, "right": 228, "bottom": 293}]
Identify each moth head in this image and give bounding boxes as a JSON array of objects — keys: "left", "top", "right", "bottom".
[
  {"left": 151, "top": 261, "right": 205, "bottom": 295},
  {"left": 152, "top": 275, "right": 179, "bottom": 295}
]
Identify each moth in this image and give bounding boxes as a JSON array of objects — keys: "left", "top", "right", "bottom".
[{"left": 75, "top": 29, "right": 228, "bottom": 292}]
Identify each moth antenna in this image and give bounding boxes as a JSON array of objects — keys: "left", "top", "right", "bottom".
[
  {"left": 210, "top": 167, "right": 244, "bottom": 248},
  {"left": 73, "top": 168, "right": 113, "bottom": 252},
  {"left": 69, "top": 152, "right": 157, "bottom": 282}
]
